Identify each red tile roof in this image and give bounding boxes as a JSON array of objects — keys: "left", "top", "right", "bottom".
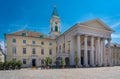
[{"left": 7, "top": 30, "right": 51, "bottom": 39}]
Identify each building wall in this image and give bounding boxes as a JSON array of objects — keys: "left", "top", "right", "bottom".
[
  {"left": 6, "top": 35, "right": 56, "bottom": 67},
  {"left": 0, "top": 50, "right": 4, "bottom": 62},
  {"left": 111, "top": 47, "right": 120, "bottom": 66}
]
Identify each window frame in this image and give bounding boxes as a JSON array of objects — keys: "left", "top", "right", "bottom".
[
  {"left": 23, "top": 59, "right": 26, "bottom": 64},
  {"left": 32, "top": 40, "right": 36, "bottom": 44},
  {"left": 41, "top": 41, "right": 44, "bottom": 45},
  {"left": 23, "top": 40, "right": 26, "bottom": 44},
  {"left": 32, "top": 48, "right": 36, "bottom": 54},
  {"left": 41, "top": 49, "right": 44, "bottom": 55},
  {"left": 49, "top": 49, "right": 52, "bottom": 55},
  {"left": 12, "top": 39, "right": 16, "bottom": 43},
  {"left": 23, "top": 48, "right": 26, "bottom": 54},
  {"left": 12, "top": 47, "right": 16, "bottom": 54}
]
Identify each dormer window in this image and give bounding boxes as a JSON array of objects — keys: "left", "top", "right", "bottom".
[
  {"left": 21, "top": 33, "right": 27, "bottom": 36},
  {"left": 39, "top": 35, "right": 44, "bottom": 39}
]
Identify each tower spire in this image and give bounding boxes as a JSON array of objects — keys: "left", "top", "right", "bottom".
[
  {"left": 52, "top": 4, "right": 59, "bottom": 17},
  {"left": 50, "top": 5, "right": 60, "bottom": 39}
]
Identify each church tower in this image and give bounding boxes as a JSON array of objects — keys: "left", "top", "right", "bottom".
[{"left": 50, "top": 5, "right": 60, "bottom": 39}]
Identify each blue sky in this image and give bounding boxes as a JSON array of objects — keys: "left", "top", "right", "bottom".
[{"left": 0, "top": 0, "right": 120, "bottom": 43}]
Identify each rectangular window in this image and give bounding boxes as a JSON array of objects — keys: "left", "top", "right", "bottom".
[
  {"left": 49, "top": 42, "right": 52, "bottom": 46},
  {"left": 59, "top": 45, "right": 61, "bottom": 53},
  {"left": 12, "top": 47, "right": 16, "bottom": 54},
  {"left": 49, "top": 49, "right": 52, "bottom": 55},
  {"left": 50, "top": 59, "right": 52, "bottom": 64},
  {"left": 41, "top": 49, "right": 44, "bottom": 55},
  {"left": 23, "top": 59, "right": 26, "bottom": 64},
  {"left": 41, "top": 42, "right": 44, "bottom": 45},
  {"left": 12, "top": 58, "right": 16, "bottom": 61},
  {"left": 23, "top": 40, "right": 26, "bottom": 44},
  {"left": 41, "top": 59, "right": 44, "bottom": 64},
  {"left": 12, "top": 39, "right": 16, "bottom": 43},
  {"left": 23, "top": 48, "right": 26, "bottom": 54},
  {"left": 32, "top": 48, "right": 36, "bottom": 54},
  {"left": 32, "top": 41, "right": 36, "bottom": 44}
]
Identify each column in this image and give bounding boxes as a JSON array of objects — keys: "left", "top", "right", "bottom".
[
  {"left": 95, "top": 41, "right": 98, "bottom": 66},
  {"left": 84, "top": 35, "right": 89, "bottom": 67},
  {"left": 108, "top": 39, "right": 112, "bottom": 66},
  {"left": 100, "top": 39, "right": 103, "bottom": 65},
  {"left": 103, "top": 38, "right": 107, "bottom": 66},
  {"left": 97, "top": 37, "right": 101, "bottom": 66},
  {"left": 90, "top": 36, "right": 95, "bottom": 66},
  {"left": 70, "top": 36, "right": 74, "bottom": 65},
  {"left": 77, "top": 35, "right": 82, "bottom": 66}
]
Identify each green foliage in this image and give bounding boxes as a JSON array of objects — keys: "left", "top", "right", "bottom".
[
  {"left": 45, "top": 57, "right": 51, "bottom": 66},
  {"left": 61, "top": 59, "right": 66, "bottom": 67},
  {"left": 0, "top": 60, "right": 22, "bottom": 70},
  {"left": 74, "top": 57, "right": 79, "bottom": 65},
  {"left": 0, "top": 62, "right": 4, "bottom": 70},
  {"left": 16, "top": 60, "right": 22, "bottom": 67},
  {"left": 4, "top": 61, "right": 10, "bottom": 70}
]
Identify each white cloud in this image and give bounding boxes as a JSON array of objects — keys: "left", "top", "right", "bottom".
[
  {"left": 111, "top": 34, "right": 120, "bottom": 38},
  {"left": 0, "top": 40, "right": 5, "bottom": 52}
]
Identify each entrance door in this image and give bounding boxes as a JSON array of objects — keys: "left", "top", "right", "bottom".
[
  {"left": 65, "top": 57, "right": 70, "bottom": 66},
  {"left": 88, "top": 51, "right": 90, "bottom": 65},
  {"left": 81, "top": 57, "right": 84, "bottom": 65},
  {"left": 32, "top": 59, "right": 36, "bottom": 66}
]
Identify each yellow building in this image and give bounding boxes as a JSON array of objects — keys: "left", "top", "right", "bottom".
[
  {"left": 5, "top": 5, "right": 120, "bottom": 67},
  {"left": 110, "top": 43, "right": 120, "bottom": 65},
  {"left": 5, "top": 30, "right": 56, "bottom": 67}
]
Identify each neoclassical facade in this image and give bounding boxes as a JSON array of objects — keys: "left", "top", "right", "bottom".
[
  {"left": 5, "top": 5, "right": 120, "bottom": 67},
  {"left": 56, "top": 19, "right": 113, "bottom": 67}
]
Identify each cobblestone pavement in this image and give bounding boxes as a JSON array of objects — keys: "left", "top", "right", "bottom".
[{"left": 0, "top": 66, "right": 120, "bottom": 79}]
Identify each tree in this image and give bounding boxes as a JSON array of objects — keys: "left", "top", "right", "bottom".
[
  {"left": 74, "top": 57, "right": 79, "bottom": 68},
  {"left": 61, "top": 59, "right": 66, "bottom": 68},
  {"left": 11, "top": 60, "right": 17, "bottom": 70},
  {"left": 16, "top": 60, "right": 22, "bottom": 69},
  {"left": 0, "top": 62, "right": 4, "bottom": 70},
  {"left": 45, "top": 57, "right": 51, "bottom": 68}
]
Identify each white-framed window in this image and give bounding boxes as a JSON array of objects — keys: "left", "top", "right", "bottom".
[
  {"left": 23, "top": 40, "right": 26, "bottom": 44},
  {"left": 12, "top": 58, "right": 16, "bottom": 61},
  {"left": 32, "top": 41, "right": 36, "bottom": 44},
  {"left": 41, "top": 59, "right": 44, "bottom": 64},
  {"left": 23, "top": 59, "right": 26, "bottom": 64},
  {"left": 41, "top": 49, "right": 44, "bottom": 55},
  {"left": 49, "top": 42, "right": 52, "bottom": 46},
  {"left": 12, "top": 39, "right": 16, "bottom": 43},
  {"left": 32, "top": 48, "right": 36, "bottom": 54},
  {"left": 23, "top": 48, "right": 26, "bottom": 54},
  {"left": 41, "top": 41, "right": 44, "bottom": 45},
  {"left": 49, "top": 49, "right": 52, "bottom": 55},
  {"left": 12, "top": 47, "right": 16, "bottom": 54}
]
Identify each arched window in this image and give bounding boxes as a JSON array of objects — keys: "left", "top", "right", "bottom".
[{"left": 55, "top": 25, "right": 58, "bottom": 32}]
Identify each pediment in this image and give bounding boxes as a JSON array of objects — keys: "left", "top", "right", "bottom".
[{"left": 80, "top": 19, "right": 113, "bottom": 32}]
